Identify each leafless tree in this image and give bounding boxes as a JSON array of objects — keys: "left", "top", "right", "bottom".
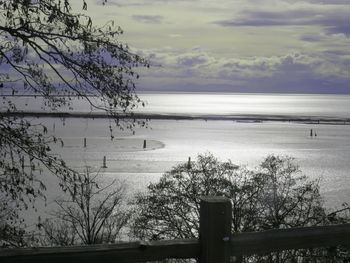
[
  {"left": 1, "top": 0, "right": 147, "bottom": 245},
  {"left": 40, "top": 168, "right": 130, "bottom": 245}
]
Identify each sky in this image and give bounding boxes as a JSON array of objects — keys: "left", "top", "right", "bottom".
[{"left": 49, "top": 1, "right": 350, "bottom": 93}]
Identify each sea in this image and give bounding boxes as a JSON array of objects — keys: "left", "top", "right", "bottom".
[{"left": 4, "top": 93, "right": 350, "bottom": 224}]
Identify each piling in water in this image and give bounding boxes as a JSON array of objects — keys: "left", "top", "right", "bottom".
[
  {"left": 102, "top": 156, "right": 107, "bottom": 168},
  {"left": 143, "top": 140, "right": 147, "bottom": 149},
  {"left": 83, "top": 138, "right": 87, "bottom": 148}
]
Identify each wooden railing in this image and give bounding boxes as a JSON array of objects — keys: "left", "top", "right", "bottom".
[{"left": 1, "top": 196, "right": 350, "bottom": 263}]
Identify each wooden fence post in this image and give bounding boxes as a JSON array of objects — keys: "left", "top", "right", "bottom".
[{"left": 199, "top": 196, "right": 232, "bottom": 263}]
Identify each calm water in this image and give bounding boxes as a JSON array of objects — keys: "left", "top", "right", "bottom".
[
  {"left": 8, "top": 92, "right": 350, "bottom": 118},
  {"left": 139, "top": 93, "right": 350, "bottom": 118},
  {"left": 4, "top": 93, "right": 350, "bottom": 223},
  {"left": 47, "top": 118, "right": 350, "bottom": 208}
]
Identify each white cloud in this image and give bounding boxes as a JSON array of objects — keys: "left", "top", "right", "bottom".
[
  {"left": 83, "top": 0, "right": 350, "bottom": 92},
  {"left": 135, "top": 46, "right": 350, "bottom": 92}
]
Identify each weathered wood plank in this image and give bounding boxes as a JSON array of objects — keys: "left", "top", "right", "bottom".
[
  {"left": 0, "top": 239, "right": 199, "bottom": 263},
  {"left": 231, "top": 223, "right": 350, "bottom": 256},
  {"left": 199, "top": 197, "right": 232, "bottom": 263}
]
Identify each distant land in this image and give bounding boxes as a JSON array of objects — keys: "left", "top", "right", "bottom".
[{"left": 2, "top": 111, "right": 350, "bottom": 125}]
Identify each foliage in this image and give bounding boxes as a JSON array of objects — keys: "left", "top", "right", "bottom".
[
  {"left": 133, "top": 153, "right": 326, "bottom": 239},
  {"left": 0, "top": 0, "right": 147, "bottom": 115},
  {"left": 253, "top": 155, "right": 326, "bottom": 230},
  {"left": 0, "top": 0, "right": 147, "bottom": 245},
  {"left": 0, "top": 196, "right": 26, "bottom": 248},
  {"left": 133, "top": 153, "right": 239, "bottom": 240},
  {"left": 39, "top": 168, "right": 130, "bottom": 245},
  {"left": 132, "top": 153, "right": 350, "bottom": 262}
]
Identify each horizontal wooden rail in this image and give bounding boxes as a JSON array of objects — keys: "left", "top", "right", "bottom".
[
  {"left": 231, "top": 223, "right": 350, "bottom": 256},
  {"left": 2, "top": 224, "right": 350, "bottom": 262},
  {"left": 1, "top": 197, "right": 350, "bottom": 263},
  {"left": 0, "top": 239, "right": 199, "bottom": 263}
]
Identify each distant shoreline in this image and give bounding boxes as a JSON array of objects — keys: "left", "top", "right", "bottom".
[
  {"left": 2, "top": 111, "right": 350, "bottom": 125},
  {"left": 2, "top": 91, "right": 350, "bottom": 96}
]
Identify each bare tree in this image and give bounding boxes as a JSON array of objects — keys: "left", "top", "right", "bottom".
[
  {"left": 40, "top": 168, "right": 130, "bottom": 245},
  {"left": 38, "top": 219, "right": 77, "bottom": 246},
  {"left": 0, "top": 0, "right": 147, "bottom": 245},
  {"left": 0, "top": 195, "right": 27, "bottom": 248}
]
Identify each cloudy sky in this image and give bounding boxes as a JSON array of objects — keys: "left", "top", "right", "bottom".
[{"left": 84, "top": 0, "right": 350, "bottom": 93}]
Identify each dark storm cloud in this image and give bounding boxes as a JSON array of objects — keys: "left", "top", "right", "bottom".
[
  {"left": 96, "top": 0, "right": 198, "bottom": 7},
  {"left": 300, "top": 34, "right": 325, "bottom": 42},
  {"left": 325, "top": 25, "right": 350, "bottom": 37},
  {"left": 216, "top": 10, "right": 314, "bottom": 26},
  {"left": 216, "top": 9, "right": 349, "bottom": 26},
  {"left": 177, "top": 55, "right": 208, "bottom": 67},
  {"left": 132, "top": 15, "right": 164, "bottom": 24},
  {"left": 322, "top": 50, "right": 350, "bottom": 56},
  {"left": 139, "top": 76, "right": 350, "bottom": 94},
  {"left": 215, "top": 8, "right": 350, "bottom": 36},
  {"left": 300, "top": 0, "right": 350, "bottom": 4}
]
